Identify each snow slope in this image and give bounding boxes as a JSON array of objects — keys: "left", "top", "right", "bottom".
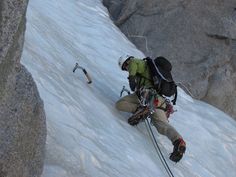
[{"left": 22, "top": 0, "right": 236, "bottom": 176}]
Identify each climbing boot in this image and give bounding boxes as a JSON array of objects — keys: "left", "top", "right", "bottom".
[{"left": 169, "top": 138, "right": 186, "bottom": 163}]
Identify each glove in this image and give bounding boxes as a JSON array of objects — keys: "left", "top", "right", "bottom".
[{"left": 128, "top": 76, "right": 136, "bottom": 91}]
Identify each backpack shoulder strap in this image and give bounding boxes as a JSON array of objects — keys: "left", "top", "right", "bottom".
[{"left": 171, "top": 84, "right": 177, "bottom": 105}]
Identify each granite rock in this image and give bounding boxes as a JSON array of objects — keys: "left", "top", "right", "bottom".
[{"left": 0, "top": 0, "right": 46, "bottom": 176}]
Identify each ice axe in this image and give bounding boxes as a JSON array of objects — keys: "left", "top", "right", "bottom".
[
  {"left": 73, "top": 62, "right": 92, "bottom": 84},
  {"left": 120, "top": 86, "right": 130, "bottom": 97}
]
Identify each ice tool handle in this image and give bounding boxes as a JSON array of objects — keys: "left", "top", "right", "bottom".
[{"left": 73, "top": 63, "right": 92, "bottom": 84}]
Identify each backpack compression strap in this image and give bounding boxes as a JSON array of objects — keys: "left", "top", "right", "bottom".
[{"left": 151, "top": 59, "right": 170, "bottom": 81}]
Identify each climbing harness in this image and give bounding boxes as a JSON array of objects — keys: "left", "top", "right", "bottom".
[{"left": 138, "top": 88, "right": 175, "bottom": 118}]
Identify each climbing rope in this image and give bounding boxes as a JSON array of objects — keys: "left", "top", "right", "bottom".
[
  {"left": 176, "top": 82, "right": 194, "bottom": 98},
  {"left": 144, "top": 119, "right": 175, "bottom": 177}
]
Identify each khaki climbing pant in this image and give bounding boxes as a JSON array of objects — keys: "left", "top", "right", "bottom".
[{"left": 116, "top": 93, "right": 182, "bottom": 142}]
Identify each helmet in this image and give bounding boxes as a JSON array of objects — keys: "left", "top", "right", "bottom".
[{"left": 118, "top": 55, "right": 133, "bottom": 70}]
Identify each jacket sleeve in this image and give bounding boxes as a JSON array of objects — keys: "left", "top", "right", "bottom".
[
  {"left": 127, "top": 60, "right": 138, "bottom": 91},
  {"left": 128, "top": 75, "right": 136, "bottom": 91},
  {"left": 127, "top": 60, "right": 138, "bottom": 76}
]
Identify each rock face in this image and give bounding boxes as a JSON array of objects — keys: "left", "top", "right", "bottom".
[
  {"left": 0, "top": 0, "right": 46, "bottom": 177},
  {"left": 103, "top": 0, "right": 236, "bottom": 119}
]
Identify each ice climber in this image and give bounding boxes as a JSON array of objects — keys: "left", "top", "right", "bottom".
[{"left": 116, "top": 55, "right": 186, "bottom": 163}]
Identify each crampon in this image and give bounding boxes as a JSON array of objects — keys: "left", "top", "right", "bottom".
[{"left": 169, "top": 138, "right": 186, "bottom": 162}]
